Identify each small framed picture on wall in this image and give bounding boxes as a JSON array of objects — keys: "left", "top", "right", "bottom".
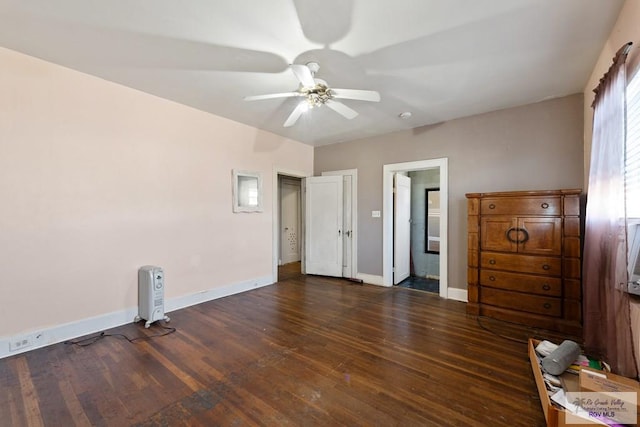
[{"left": 232, "top": 169, "right": 263, "bottom": 213}]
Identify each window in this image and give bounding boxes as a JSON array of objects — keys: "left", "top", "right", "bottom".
[
  {"left": 626, "top": 68, "right": 640, "bottom": 290},
  {"left": 626, "top": 68, "right": 640, "bottom": 218}
]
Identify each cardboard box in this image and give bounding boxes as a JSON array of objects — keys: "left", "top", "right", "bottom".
[
  {"left": 579, "top": 367, "right": 640, "bottom": 394},
  {"left": 529, "top": 339, "right": 635, "bottom": 426},
  {"left": 580, "top": 368, "right": 640, "bottom": 415}
]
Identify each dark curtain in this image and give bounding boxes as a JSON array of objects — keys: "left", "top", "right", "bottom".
[{"left": 583, "top": 42, "right": 638, "bottom": 378}]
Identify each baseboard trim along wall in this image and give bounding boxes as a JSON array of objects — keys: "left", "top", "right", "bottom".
[
  {"left": 356, "top": 273, "right": 468, "bottom": 303},
  {"left": 0, "top": 275, "right": 273, "bottom": 360},
  {"left": 448, "top": 288, "right": 468, "bottom": 302},
  {"left": 356, "top": 273, "right": 386, "bottom": 286}
]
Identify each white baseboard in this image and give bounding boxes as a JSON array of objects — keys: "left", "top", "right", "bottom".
[
  {"left": 447, "top": 287, "right": 468, "bottom": 302},
  {"left": 166, "top": 275, "right": 272, "bottom": 312},
  {"left": 0, "top": 275, "right": 273, "bottom": 360},
  {"left": 356, "top": 273, "right": 386, "bottom": 287}
]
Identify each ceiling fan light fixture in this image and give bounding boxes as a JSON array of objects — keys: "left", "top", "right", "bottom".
[
  {"left": 245, "top": 62, "right": 380, "bottom": 127},
  {"left": 303, "top": 84, "right": 333, "bottom": 108}
]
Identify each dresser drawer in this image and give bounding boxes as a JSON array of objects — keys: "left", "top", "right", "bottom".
[
  {"left": 479, "top": 270, "right": 561, "bottom": 296},
  {"left": 480, "top": 252, "right": 561, "bottom": 276},
  {"left": 481, "top": 287, "right": 562, "bottom": 317},
  {"left": 480, "top": 196, "right": 561, "bottom": 216}
]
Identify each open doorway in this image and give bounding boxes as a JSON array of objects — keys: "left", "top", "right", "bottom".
[
  {"left": 278, "top": 175, "right": 303, "bottom": 280},
  {"left": 383, "top": 158, "right": 448, "bottom": 297},
  {"left": 279, "top": 176, "right": 302, "bottom": 266},
  {"left": 396, "top": 170, "right": 441, "bottom": 293},
  {"left": 272, "top": 169, "right": 308, "bottom": 283}
]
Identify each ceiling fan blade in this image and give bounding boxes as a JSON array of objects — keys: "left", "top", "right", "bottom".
[
  {"left": 284, "top": 101, "right": 309, "bottom": 127},
  {"left": 244, "top": 92, "right": 301, "bottom": 101},
  {"left": 290, "top": 64, "right": 316, "bottom": 88},
  {"left": 325, "top": 99, "right": 358, "bottom": 120},
  {"left": 331, "top": 88, "right": 381, "bottom": 102}
]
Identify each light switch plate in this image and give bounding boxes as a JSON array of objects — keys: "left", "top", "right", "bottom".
[{"left": 372, "top": 210, "right": 381, "bottom": 218}]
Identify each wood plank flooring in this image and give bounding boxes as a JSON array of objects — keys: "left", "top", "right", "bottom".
[{"left": 0, "top": 264, "right": 577, "bottom": 426}]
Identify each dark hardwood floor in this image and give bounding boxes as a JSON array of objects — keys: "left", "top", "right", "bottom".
[{"left": 0, "top": 263, "right": 576, "bottom": 426}]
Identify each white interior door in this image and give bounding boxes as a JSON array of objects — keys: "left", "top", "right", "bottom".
[
  {"left": 342, "top": 175, "right": 353, "bottom": 278},
  {"left": 394, "top": 173, "right": 411, "bottom": 284},
  {"left": 280, "top": 179, "right": 301, "bottom": 265},
  {"left": 305, "top": 176, "right": 343, "bottom": 277},
  {"left": 322, "top": 169, "right": 357, "bottom": 280}
]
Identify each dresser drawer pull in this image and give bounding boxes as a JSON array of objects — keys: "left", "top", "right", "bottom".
[
  {"left": 506, "top": 227, "right": 530, "bottom": 244},
  {"left": 489, "top": 259, "right": 496, "bottom": 265},
  {"left": 542, "top": 264, "right": 551, "bottom": 270},
  {"left": 541, "top": 202, "right": 549, "bottom": 209},
  {"left": 489, "top": 203, "right": 496, "bottom": 209},
  {"left": 489, "top": 276, "right": 496, "bottom": 281},
  {"left": 543, "top": 303, "right": 552, "bottom": 310},
  {"left": 542, "top": 284, "right": 551, "bottom": 291}
]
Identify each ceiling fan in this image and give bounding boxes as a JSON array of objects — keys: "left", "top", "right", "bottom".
[{"left": 244, "top": 62, "right": 381, "bottom": 127}]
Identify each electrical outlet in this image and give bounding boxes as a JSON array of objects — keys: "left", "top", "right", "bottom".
[{"left": 9, "top": 335, "right": 32, "bottom": 352}]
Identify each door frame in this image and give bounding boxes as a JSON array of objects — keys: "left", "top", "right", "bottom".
[
  {"left": 272, "top": 168, "right": 310, "bottom": 283},
  {"left": 321, "top": 169, "right": 358, "bottom": 279},
  {"left": 382, "top": 158, "right": 449, "bottom": 298}
]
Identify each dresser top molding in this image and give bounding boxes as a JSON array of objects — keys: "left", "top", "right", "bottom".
[{"left": 465, "top": 189, "right": 582, "bottom": 199}]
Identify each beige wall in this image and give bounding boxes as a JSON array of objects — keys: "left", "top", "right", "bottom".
[
  {"left": 0, "top": 47, "right": 313, "bottom": 338},
  {"left": 315, "top": 94, "right": 584, "bottom": 290}
]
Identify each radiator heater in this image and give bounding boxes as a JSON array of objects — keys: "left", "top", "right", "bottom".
[{"left": 134, "top": 265, "right": 170, "bottom": 328}]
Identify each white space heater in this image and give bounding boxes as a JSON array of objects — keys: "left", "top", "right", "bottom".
[{"left": 134, "top": 265, "right": 170, "bottom": 328}]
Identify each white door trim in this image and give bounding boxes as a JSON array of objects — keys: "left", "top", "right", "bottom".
[
  {"left": 272, "top": 168, "right": 309, "bottom": 283},
  {"left": 322, "top": 169, "right": 358, "bottom": 279},
  {"left": 382, "top": 158, "right": 448, "bottom": 298}
]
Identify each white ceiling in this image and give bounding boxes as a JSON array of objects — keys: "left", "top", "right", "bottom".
[{"left": 0, "top": 0, "right": 625, "bottom": 146}]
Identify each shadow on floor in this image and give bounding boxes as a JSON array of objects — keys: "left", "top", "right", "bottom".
[{"left": 396, "top": 276, "right": 439, "bottom": 293}]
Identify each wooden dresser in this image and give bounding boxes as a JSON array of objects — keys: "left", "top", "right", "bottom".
[{"left": 466, "top": 189, "right": 582, "bottom": 335}]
